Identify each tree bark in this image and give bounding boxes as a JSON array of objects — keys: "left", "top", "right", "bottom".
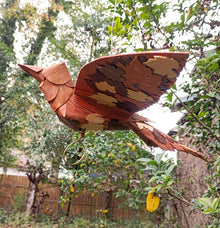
[
  {"left": 26, "top": 181, "right": 38, "bottom": 215},
  {"left": 25, "top": 162, "right": 45, "bottom": 216}
]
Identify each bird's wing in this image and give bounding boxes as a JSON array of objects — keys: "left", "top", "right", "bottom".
[
  {"left": 124, "top": 118, "right": 207, "bottom": 161},
  {"left": 74, "top": 52, "right": 188, "bottom": 115},
  {"left": 128, "top": 114, "right": 206, "bottom": 161}
]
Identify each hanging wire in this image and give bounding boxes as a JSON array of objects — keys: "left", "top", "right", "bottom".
[
  {"left": 63, "top": 131, "right": 86, "bottom": 166},
  {"left": 110, "top": 0, "right": 118, "bottom": 54}
]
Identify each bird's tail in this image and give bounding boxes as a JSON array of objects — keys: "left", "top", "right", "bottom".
[{"left": 125, "top": 115, "right": 207, "bottom": 161}]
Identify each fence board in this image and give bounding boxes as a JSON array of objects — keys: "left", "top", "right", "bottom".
[{"left": 0, "top": 174, "right": 144, "bottom": 219}]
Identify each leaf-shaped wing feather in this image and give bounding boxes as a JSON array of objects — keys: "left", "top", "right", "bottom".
[{"left": 74, "top": 52, "right": 188, "bottom": 114}]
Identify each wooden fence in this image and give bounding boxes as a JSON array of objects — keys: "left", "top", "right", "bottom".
[{"left": 0, "top": 174, "right": 143, "bottom": 220}]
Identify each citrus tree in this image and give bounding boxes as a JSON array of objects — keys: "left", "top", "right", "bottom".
[{"left": 59, "top": 130, "right": 154, "bottom": 217}]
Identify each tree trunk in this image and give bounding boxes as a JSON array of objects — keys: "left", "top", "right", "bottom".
[
  {"left": 103, "top": 190, "right": 113, "bottom": 219},
  {"left": 26, "top": 181, "right": 38, "bottom": 215},
  {"left": 57, "top": 188, "right": 63, "bottom": 216}
]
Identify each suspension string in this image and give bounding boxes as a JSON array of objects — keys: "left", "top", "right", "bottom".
[
  {"left": 110, "top": 0, "right": 118, "bottom": 54},
  {"left": 63, "top": 131, "right": 86, "bottom": 166}
]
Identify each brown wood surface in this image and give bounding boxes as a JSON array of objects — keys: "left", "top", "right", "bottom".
[{"left": 19, "top": 52, "right": 206, "bottom": 161}]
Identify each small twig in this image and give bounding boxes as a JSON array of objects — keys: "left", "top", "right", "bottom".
[
  {"left": 170, "top": 88, "right": 220, "bottom": 142},
  {"left": 110, "top": 46, "right": 120, "bottom": 55},
  {"left": 198, "top": 0, "right": 211, "bottom": 29},
  {"left": 180, "top": 200, "right": 191, "bottom": 228},
  {"left": 130, "top": 3, "right": 146, "bottom": 50},
  {"left": 110, "top": 0, "right": 117, "bottom": 54},
  {"left": 167, "top": 189, "right": 194, "bottom": 206}
]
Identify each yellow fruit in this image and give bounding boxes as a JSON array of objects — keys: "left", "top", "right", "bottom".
[
  {"left": 108, "top": 152, "right": 114, "bottom": 158},
  {"left": 102, "top": 209, "right": 108, "bottom": 213},
  {"left": 146, "top": 187, "right": 160, "bottom": 212},
  {"left": 70, "top": 185, "right": 74, "bottom": 193},
  {"left": 127, "top": 142, "right": 133, "bottom": 147},
  {"left": 114, "top": 159, "right": 121, "bottom": 164}
]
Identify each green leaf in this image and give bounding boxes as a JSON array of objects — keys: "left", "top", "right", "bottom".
[
  {"left": 161, "top": 174, "right": 167, "bottom": 181},
  {"left": 143, "top": 166, "right": 157, "bottom": 171},
  {"left": 169, "top": 46, "right": 175, "bottom": 52},
  {"left": 165, "top": 174, "right": 171, "bottom": 182},
  {"left": 155, "top": 153, "right": 164, "bottom": 164},
  {"left": 156, "top": 184, "right": 163, "bottom": 191},
  {"left": 138, "top": 158, "right": 158, "bottom": 167},
  {"left": 171, "top": 83, "right": 177, "bottom": 90},
  {"left": 115, "top": 17, "right": 122, "bottom": 31},
  {"left": 147, "top": 160, "right": 159, "bottom": 166},
  {"left": 199, "top": 198, "right": 213, "bottom": 209},
  {"left": 149, "top": 176, "right": 161, "bottom": 182},
  {"left": 167, "top": 92, "right": 173, "bottom": 102},
  {"left": 166, "top": 164, "right": 176, "bottom": 175},
  {"left": 133, "top": 18, "right": 137, "bottom": 27},
  {"left": 213, "top": 198, "right": 219, "bottom": 210},
  {"left": 203, "top": 208, "right": 215, "bottom": 214},
  {"left": 137, "top": 158, "right": 152, "bottom": 163},
  {"left": 167, "top": 179, "right": 174, "bottom": 186},
  {"left": 197, "top": 110, "right": 208, "bottom": 118}
]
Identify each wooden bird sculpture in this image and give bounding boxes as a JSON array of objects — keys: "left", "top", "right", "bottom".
[{"left": 19, "top": 52, "right": 206, "bottom": 160}]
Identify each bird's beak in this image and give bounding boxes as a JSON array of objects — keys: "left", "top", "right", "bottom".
[{"left": 18, "top": 64, "right": 44, "bottom": 83}]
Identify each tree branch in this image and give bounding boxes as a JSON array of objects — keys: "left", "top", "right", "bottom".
[
  {"left": 179, "top": 200, "right": 191, "bottom": 228},
  {"left": 167, "top": 189, "right": 194, "bottom": 206},
  {"left": 170, "top": 88, "right": 220, "bottom": 142},
  {"left": 130, "top": 2, "right": 146, "bottom": 50}
]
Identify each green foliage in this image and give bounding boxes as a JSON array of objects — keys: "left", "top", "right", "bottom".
[
  {"left": 13, "top": 192, "right": 27, "bottom": 212},
  {"left": 0, "top": 0, "right": 111, "bottom": 170},
  {"left": 61, "top": 130, "right": 153, "bottom": 210},
  {"left": 181, "top": 53, "right": 220, "bottom": 153},
  {"left": 4, "top": 212, "right": 33, "bottom": 227},
  {"left": 174, "top": 52, "right": 220, "bottom": 226},
  {"left": 0, "top": 0, "right": 18, "bottom": 165},
  {"left": 138, "top": 153, "right": 176, "bottom": 192},
  {"left": 108, "top": 0, "right": 169, "bottom": 51},
  {"left": 199, "top": 198, "right": 220, "bottom": 215},
  {"left": 108, "top": 0, "right": 219, "bottom": 226},
  {"left": 193, "top": 197, "right": 220, "bottom": 228},
  {"left": 0, "top": 209, "right": 157, "bottom": 227}
]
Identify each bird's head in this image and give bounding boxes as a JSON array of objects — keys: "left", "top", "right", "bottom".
[
  {"left": 18, "top": 62, "right": 74, "bottom": 111},
  {"left": 18, "top": 62, "right": 73, "bottom": 85}
]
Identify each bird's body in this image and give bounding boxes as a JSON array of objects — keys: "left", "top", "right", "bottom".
[{"left": 19, "top": 52, "right": 206, "bottom": 160}]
